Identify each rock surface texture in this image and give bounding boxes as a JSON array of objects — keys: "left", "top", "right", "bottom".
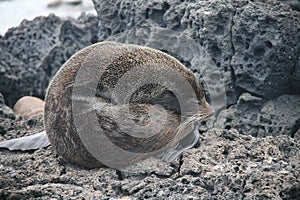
[
  {"left": 0, "top": 110, "right": 299, "bottom": 199},
  {"left": 92, "top": 0, "right": 300, "bottom": 101},
  {"left": 0, "top": 0, "right": 299, "bottom": 199},
  {"left": 0, "top": 14, "right": 98, "bottom": 107}
]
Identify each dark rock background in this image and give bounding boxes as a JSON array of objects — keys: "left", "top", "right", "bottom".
[
  {"left": 0, "top": 0, "right": 299, "bottom": 199},
  {"left": 279, "top": 0, "right": 300, "bottom": 11},
  {"left": 0, "top": 14, "right": 98, "bottom": 107}
]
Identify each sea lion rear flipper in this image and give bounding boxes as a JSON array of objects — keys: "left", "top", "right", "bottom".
[
  {"left": 155, "top": 124, "right": 200, "bottom": 162},
  {"left": 0, "top": 131, "right": 50, "bottom": 151}
]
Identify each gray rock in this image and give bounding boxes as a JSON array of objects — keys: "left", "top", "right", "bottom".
[
  {"left": 178, "top": 129, "right": 300, "bottom": 200},
  {"left": 279, "top": 0, "right": 300, "bottom": 11},
  {"left": 0, "top": 47, "right": 29, "bottom": 107},
  {"left": 259, "top": 95, "right": 300, "bottom": 138},
  {"left": 0, "top": 14, "right": 98, "bottom": 107},
  {"left": 0, "top": 93, "right": 15, "bottom": 136},
  {"left": 231, "top": 1, "right": 300, "bottom": 99},
  {"left": 92, "top": 0, "right": 300, "bottom": 106},
  {"left": 216, "top": 93, "right": 300, "bottom": 137},
  {"left": 1, "top": 128, "right": 299, "bottom": 199}
]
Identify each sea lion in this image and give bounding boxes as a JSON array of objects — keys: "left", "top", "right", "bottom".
[{"left": 0, "top": 41, "right": 212, "bottom": 169}]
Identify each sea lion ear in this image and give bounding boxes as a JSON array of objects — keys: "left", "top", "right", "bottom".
[{"left": 155, "top": 123, "right": 200, "bottom": 162}]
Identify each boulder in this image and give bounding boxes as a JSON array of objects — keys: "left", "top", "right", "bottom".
[
  {"left": 92, "top": 0, "right": 300, "bottom": 105},
  {"left": 0, "top": 14, "right": 98, "bottom": 107},
  {"left": 216, "top": 93, "right": 300, "bottom": 138}
]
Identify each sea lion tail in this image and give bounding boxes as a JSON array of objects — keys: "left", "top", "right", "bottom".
[{"left": 0, "top": 131, "right": 50, "bottom": 151}]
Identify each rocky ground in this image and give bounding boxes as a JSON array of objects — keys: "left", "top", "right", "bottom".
[
  {"left": 0, "top": 0, "right": 299, "bottom": 199},
  {"left": 0, "top": 106, "right": 299, "bottom": 199}
]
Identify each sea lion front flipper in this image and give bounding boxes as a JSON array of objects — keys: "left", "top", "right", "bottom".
[
  {"left": 155, "top": 124, "right": 200, "bottom": 162},
  {"left": 0, "top": 131, "right": 50, "bottom": 151}
]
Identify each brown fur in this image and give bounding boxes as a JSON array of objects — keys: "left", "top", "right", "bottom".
[{"left": 44, "top": 41, "right": 212, "bottom": 168}]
